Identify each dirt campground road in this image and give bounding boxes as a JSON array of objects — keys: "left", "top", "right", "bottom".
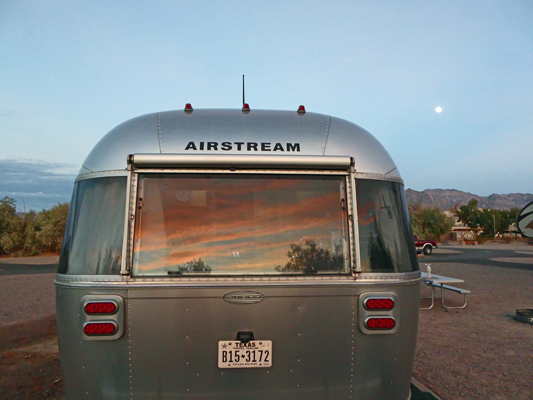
[{"left": 1, "top": 247, "right": 532, "bottom": 400}]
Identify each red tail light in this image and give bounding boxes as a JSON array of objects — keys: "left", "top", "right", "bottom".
[
  {"left": 242, "top": 103, "right": 250, "bottom": 112},
  {"left": 297, "top": 105, "right": 306, "bottom": 114},
  {"left": 84, "top": 322, "right": 117, "bottom": 335},
  {"left": 365, "top": 298, "right": 394, "bottom": 310},
  {"left": 366, "top": 317, "right": 396, "bottom": 330},
  {"left": 184, "top": 103, "right": 193, "bottom": 113},
  {"left": 84, "top": 302, "right": 117, "bottom": 314}
]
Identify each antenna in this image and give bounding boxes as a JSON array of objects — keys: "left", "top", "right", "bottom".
[{"left": 242, "top": 75, "right": 245, "bottom": 105}]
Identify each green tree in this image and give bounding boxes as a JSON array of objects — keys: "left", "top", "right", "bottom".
[
  {"left": 178, "top": 258, "right": 212, "bottom": 273},
  {"left": 0, "top": 197, "right": 70, "bottom": 256},
  {"left": 0, "top": 204, "right": 40, "bottom": 257},
  {"left": 275, "top": 238, "right": 344, "bottom": 273},
  {"left": 36, "top": 202, "right": 69, "bottom": 252},
  {"left": 456, "top": 199, "right": 521, "bottom": 237},
  {"left": 478, "top": 208, "right": 521, "bottom": 237},
  {"left": 410, "top": 205, "right": 454, "bottom": 240},
  {"left": 0, "top": 197, "right": 17, "bottom": 254},
  {"left": 456, "top": 199, "right": 483, "bottom": 230}
]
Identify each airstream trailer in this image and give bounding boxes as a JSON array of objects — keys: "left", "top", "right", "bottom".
[{"left": 56, "top": 106, "right": 420, "bottom": 400}]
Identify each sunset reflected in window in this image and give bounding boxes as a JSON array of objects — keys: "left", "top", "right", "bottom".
[{"left": 132, "top": 174, "right": 350, "bottom": 275}]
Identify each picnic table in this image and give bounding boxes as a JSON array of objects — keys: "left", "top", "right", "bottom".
[{"left": 420, "top": 271, "right": 470, "bottom": 310}]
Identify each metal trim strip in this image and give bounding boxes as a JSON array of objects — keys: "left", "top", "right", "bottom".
[
  {"left": 121, "top": 167, "right": 135, "bottom": 276},
  {"left": 352, "top": 172, "right": 404, "bottom": 184},
  {"left": 357, "top": 271, "right": 421, "bottom": 281},
  {"left": 75, "top": 170, "right": 128, "bottom": 182},
  {"left": 131, "top": 169, "right": 349, "bottom": 176},
  {"left": 55, "top": 272, "right": 421, "bottom": 288}
]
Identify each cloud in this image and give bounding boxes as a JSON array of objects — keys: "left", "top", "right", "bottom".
[{"left": 0, "top": 158, "right": 77, "bottom": 210}]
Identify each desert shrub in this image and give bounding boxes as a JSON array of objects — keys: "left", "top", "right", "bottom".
[
  {"left": 36, "top": 202, "right": 69, "bottom": 253},
  {"left": 0, "top": 197, "right": 69, "bottom": 256},
  {"left": 0, "top": 208, "right": 40, "bottom": 257}
]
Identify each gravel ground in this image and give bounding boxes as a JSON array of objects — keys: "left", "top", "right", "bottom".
[
  {"left": 1, "top": 253, "right": 532, "bottom": 399},
  {"left": 0, "top": 255, "right": 59, "bottom": 265},
  {"left": 414, "top": 262, "right": 533, "bottom": 400},
  {"left": 0, "top": 273, "right": 56, "bottom": 326}
]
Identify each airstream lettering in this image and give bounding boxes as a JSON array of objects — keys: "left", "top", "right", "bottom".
[
  {"left": 56, "top": 108, "right": 420, "bottom": 399},
  {"left": 184, "top": 141, "right": 300, "bottom": 152}
]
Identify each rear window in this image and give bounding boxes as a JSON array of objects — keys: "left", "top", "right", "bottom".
[{"left": 132, "top": 174, "right": 350, "bottom": 276}]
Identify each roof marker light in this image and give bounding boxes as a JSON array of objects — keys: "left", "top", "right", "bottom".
[
  {"left": 297, "top": 105, "right": 306, "bottom": 114},
  {"left": 242, "top": 103, "right": 250, "bottom": 114},
  {"left": 184, "top": 103, "right": 193, "bottom": 114}
]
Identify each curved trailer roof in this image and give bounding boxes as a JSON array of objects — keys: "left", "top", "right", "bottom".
[{"left": 78, "top": 109, "right": 400, "bottom": 180}]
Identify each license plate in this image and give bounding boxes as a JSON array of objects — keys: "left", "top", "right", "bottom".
[{"left": 218, "top": 340, "right": 272, "bottom": 368}]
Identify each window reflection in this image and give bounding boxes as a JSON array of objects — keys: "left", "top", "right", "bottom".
[
  {"left": 356, "top": 180, "right": 418, "bottom": 273},
  {"left": 132, "top": 174, "right": 349, "bottom": 276},
  {"left": 58, "top": 177, "right": 126, "bottom": 275}
]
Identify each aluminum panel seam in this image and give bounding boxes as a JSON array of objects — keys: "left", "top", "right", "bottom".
[
  {"left": 322, "top": 116, "right": 331, "bottom": 156},
  {"left": 127, "top": 288, "right": 133, "bottom": 399},
  {"left": 351, "top": 287, "right": 356, "bottom": 397},
  {"left": 157, "top": 112, "right": 163, "bottom": 154}
]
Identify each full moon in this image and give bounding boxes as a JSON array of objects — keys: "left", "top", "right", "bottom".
[{"left": 435, "top": 107, "right": 443, "bottom": 113}]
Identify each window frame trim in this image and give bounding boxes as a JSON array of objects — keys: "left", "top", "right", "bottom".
[{"left": 121, "top": 168, "right": 356, "bottom": 278}]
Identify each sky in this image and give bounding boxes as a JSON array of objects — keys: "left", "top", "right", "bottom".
[{"left": 1, "top": 0, "right": 532, "bottom": 211}]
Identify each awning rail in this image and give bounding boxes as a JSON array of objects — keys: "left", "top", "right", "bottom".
[{"left": 128, "top": 154, "right": 353, "bottom": 170}]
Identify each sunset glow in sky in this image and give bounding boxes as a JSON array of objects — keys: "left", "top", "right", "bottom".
[{"left": 1, "top": 1, "right": 532, "bottom": 210}]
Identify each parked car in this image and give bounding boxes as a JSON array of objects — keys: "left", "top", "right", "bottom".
[{"left": 414, "top": 236, "right": 438, "bottom": 255}]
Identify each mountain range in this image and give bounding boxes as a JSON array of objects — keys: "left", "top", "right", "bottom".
[{"left": 405, "top": 189, "right": 533, "bottom": 211}]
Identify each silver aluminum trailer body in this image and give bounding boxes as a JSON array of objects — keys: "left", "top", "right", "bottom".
[{"left": 56, "top": 109, "right": 420, "bottom": 400}]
